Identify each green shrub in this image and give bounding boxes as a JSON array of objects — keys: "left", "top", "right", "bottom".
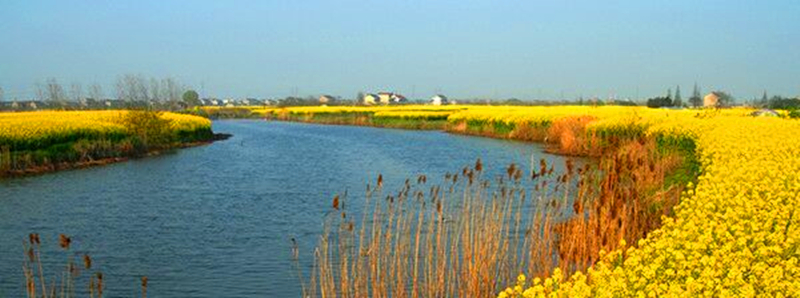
[{"left": 123, "top": 109, "right": 173, "bottom": 152}]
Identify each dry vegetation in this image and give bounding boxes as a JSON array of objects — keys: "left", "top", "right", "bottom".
[
  {"left": 21, "top": 234, "right": 149, "bottom": 298},
  {"left": 296, "top": 120, "right": 691, "bottom": 297}
]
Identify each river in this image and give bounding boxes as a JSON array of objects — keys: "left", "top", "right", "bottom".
[{"left": 0, "top": 120, "right": 573, "bottom": 297}]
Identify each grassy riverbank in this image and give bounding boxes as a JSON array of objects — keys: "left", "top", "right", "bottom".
[
  {"left": 0, "top": 110, "right": 218, "bottom": 177},
  {"left": 233, "top": 105, "right": 798, "bottom": 296}
]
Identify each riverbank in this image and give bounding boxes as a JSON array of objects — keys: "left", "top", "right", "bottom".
[
  {"left": 0, "top": 110, "right": 223, "bottom": 178},
  {"left": 223, "top": 105, "right": 710, "bottom": 296},
  {"left": 221, "top": 105, "right": 798, "bottom": 296}
]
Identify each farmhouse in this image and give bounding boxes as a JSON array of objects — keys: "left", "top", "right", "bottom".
[
  {"left": 319, "top": 95, "right": 337, "bottom": 104},
  {"left": 363, "top": 93, "right": 379, "bottom": 105},
  {"left": 704, "top": 92, "right": 721, "bottom": 107},
  {"left": 376, "top": 92, "right": 407, "bottom": 104},
  {"left": 431, "top": 94, "right": 448, "bottom": 106}
]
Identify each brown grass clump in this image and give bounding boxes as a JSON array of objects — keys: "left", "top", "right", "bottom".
[
  {"left": 553, "top": 138, "right": 685, "bottom": 273},
  {"left": 508, "top": 122, "right": 548, "bottom": 142},
  {"left": 22, "top": 234, "right": 110, "bottom": 298},
  {"left": 545, "top": 116, "right": 598, "bottom": 156}
]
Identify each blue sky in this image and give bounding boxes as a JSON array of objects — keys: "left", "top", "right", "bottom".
[{"left": 1, "top": 1, "right": 799, "bottom": 101}]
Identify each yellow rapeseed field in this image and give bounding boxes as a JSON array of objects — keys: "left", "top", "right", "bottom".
[
  {"left": 0, "top": 110, "right": 211, "bottom": 151},
  {"left": 486, "top": 108, "right": 800, "bottom": 297}
]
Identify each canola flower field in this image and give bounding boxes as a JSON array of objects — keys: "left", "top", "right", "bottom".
[
  {"left": 249, "top": 104, "right": 798, "bottom": 296},
  {"left": 470, "top": 107, "right": 800, "bottom": 297},
  {"left": 444, "top": 107, "right": 798, "bottom": 297},
  {"left": 0, "top": 110, "right": 211, "bottom": 151}
]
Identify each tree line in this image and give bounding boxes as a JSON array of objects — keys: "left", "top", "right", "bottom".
[
  {"left": 0, "top": 75, "right": 202, "bottom": 111},
  {"left": 647, "top": 84, "right": 735, "bottom": 108}
]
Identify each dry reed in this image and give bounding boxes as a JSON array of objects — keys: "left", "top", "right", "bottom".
[
  {"left": 298, "top": 136, "right": 688, "bottom": 297},
  {"left": 22, "top": 234, "right": 107, "bottom": 298}
]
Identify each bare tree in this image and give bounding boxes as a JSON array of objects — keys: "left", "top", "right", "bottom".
[
  {"left": 116, "top": 74, "right": 149, "bottom": 103},
  {"left": 86, "top": 83, "right": 103, "bottom": 108},
  {"left": 149, "top": 77, "right": 162, "bottom": 103},
  {"left": 35, "top": 82, "right": 45, "bottom": 102},
  {"left": 0, "top": 86, "right": 4, "bottom": 102},
  {"left": 88, "top": 83, "right": 103, "bottom": 100},
  {"left": 162, "top": 78, "right": 182, "bottom": 103},
  {"left": 45, "top": 78, "right": 67, "bottom": 107},
  {"left": 70, "top": 82, "right": 83, "bottom": 103},
  {"left": 114, "top": 75, "right": 186, "bottom": 109}
]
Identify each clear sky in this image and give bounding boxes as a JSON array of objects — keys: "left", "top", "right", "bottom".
[{"left": 1, "top": 1, "right": 799, "bottom": 101}]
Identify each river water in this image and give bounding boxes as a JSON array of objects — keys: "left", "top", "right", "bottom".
[{"left": 0, "top": 120, "right": 572, "bottom": 297}]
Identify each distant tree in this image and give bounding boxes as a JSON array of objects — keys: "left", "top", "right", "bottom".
[
  {"left": 504, "top": 98, "right": 524, "bottom": 105},
  {"left": 70, "top": 82, "right": 83, "bottom": 103},
  {"left": 666, "top": 88, "right": 672, "bottom": 100},
  {"left": 760, "top": 90, "right": 769, "bottom": 107},
  {"left": 278, "top": 96, "right": 317, "bottom": 107},
  {"left": 182, "top": 90, "right": 201, "bottom": 107},
  {"left": 689, "top": 83, "right": 702, "bottom": 108},
  {"left": 163, "top": 78, "right": 182, "bottom": 103},
  {"left": 646, "top": 96, "right": 673, "bottom": 108},
  {"left": 44, "top": 78, "right": 67, "bottom": 107},
  {"left": 611, "top": 99, "right": 637, "bottom": 106},
  {"left": 116, "top": 74, "right": 149, "bottom": 104},
  {"left": 88, "top": 84, "right": 104, "bottom": 102},
  {"left": 673, "top": 85, "right": 682, "bottom": 107},
  {"left": 356, "top": 91, "right": 365, "bottom": 104},
  {"left": 148, "top": 78, "right": 163, "bottom": 103},
  {"left": 715, "top": 91, "right": 734, "bottom": 107},
  {"left": 0, "top": 86, "right": 4, "bottom": 102},
  {"left": 767, "top": 95, "right": 800, "bottom": 110}
]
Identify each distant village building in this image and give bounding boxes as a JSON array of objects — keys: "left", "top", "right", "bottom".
[
  {"left": 391, "top": 93, "right": 407, "bottom": 103},
  {"left": 431, "top": 94, "right": 448, "bottom": 106},
  {"left": 29, "top": 102, "right": 38, "bottom": 109},
  {"left": 376, "top": 92, "right": 407, "bottom": 104},
  {"left": 704, "top": 92, "right": 721, "bottom": 107},
  {"left": 377, "top": 92, "right": 393, "bottom": 104},
  {"left": 11, "top": 101, "right": 19, "bottom": 109},
  {"left": 363, "top": 93, "right": 379, "bottom": 105},
  {"left": 319, "top": 95, "right": 337, "bottom": 104}
]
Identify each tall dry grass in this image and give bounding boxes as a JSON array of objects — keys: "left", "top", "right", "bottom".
[
  {"left": 22, "top": 234, "right": 104, "bottom": 298},
  {"left": 298, "top": 136, "right": 689, "bottom": 297},
  {"left": 21, "top": 233, "right": 149, "bottom": 298}
]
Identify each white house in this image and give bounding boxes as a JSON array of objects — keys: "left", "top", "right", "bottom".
[
  {"left": 391, "top": 93, "right": 407, "bottom": 103},
  {"left": 431, "top": 94, "right": 449, "bottom": 106},
  {"left": 363, "top": 93, "right": 379, "bottom": 105},
  {"left": 319, "top": 95, "right": 337, "bottom": 104},
  {"left": 375, "top": 92, "right": 407, "bottom": 104}
]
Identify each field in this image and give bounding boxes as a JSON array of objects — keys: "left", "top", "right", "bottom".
[
  {"left": 0, "top": 110, "right": 213, "bottom": 176},
  {"left": 241, "top": 105, "right": 800, "bottom": 296},
  {"left": 477, "top": 107, "right": 800, "bottom": 296}
]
